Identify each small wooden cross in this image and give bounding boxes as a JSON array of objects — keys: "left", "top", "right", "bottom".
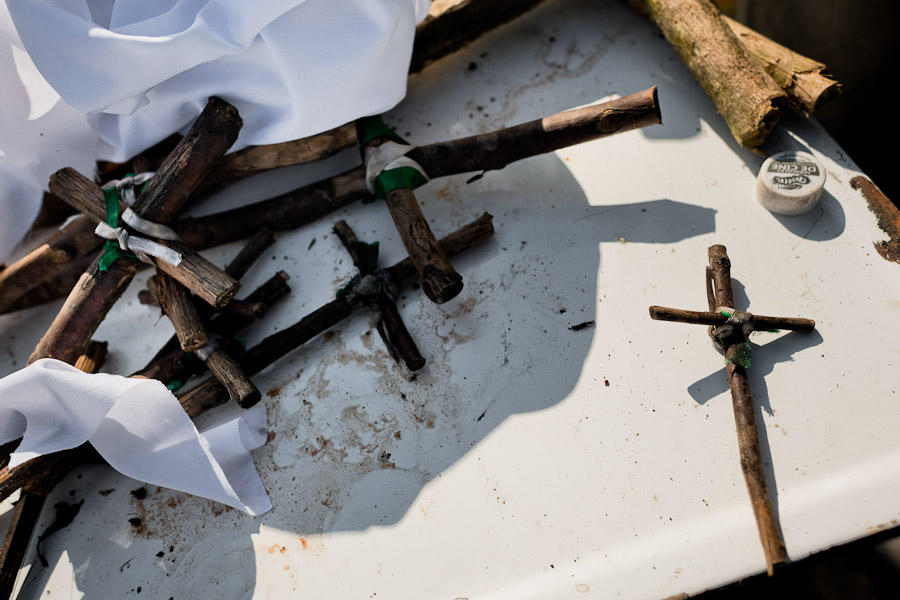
[
  {"left": 333, "top": 220, "right": 426, "bottom": 371},
  {"left": 649, "top": 244, "right": 816, "bottom": 575}
]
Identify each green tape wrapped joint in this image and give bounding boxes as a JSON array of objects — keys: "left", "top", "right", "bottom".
[
  {"left": 98, "top": 186, "right": 138, "bottom": 272},
  {"left": 725, "top": 341, "right": 753, "bottom": 369},
  {"left": 718, "top": 310, "right": 752, "bottom": 368},
  {"left": 357, "top": 117, "right": 429, "bottom": 201},
  {"left": 336, "top": 241, "right": 380, "bottom": 298}
]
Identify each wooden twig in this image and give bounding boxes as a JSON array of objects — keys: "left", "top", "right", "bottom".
[
  {"left": 74, "top": 340, "right": 109, "bottom": 374},
  {"left": 630, "top": 0, "right": 786, "bottom": 147},
  {"left": 0, "top": 491, "right": 45, "bottom": 597},
  {"left": 148, "top": 274, "right": 208, "bottom": 352},
  {"left": 225, "top": 230, "right": 275, "bottom": 280},
  {"left": 0, "top": 216, "right": 97, "bottom": 313},
  {"left": 334, "top": 220, "right": 425, "bottom": 370},
  {"left": 200, "top": 343, "right": 261, "bottom": 409},
  {"left": 648, "top": 306, "right": 815, "bottom": 331},
  {"left": 139, "top": 271, "right": 290, "bottom": 387},
  {"left": 195, "top": 124, "right": 358, "bottom": 194},
  {"left": 178, "top": 213, "right": 494, "bottom": 416},
  {"left": 410, "top": 0, "right": 547, "bottom": 73},
  {"left": 220, "top": 299, "right": 267, "bottom": 320},
  {"left": 408, "top": 87, "right": 662, "bottom": 177}
]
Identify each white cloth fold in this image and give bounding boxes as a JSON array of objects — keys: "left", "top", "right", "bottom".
[
  {"left": 6, "top": 0, "right": 431, "bottom": 161},
  {"left": 0, "top": 359, "right": 272, "bottom": 515}
]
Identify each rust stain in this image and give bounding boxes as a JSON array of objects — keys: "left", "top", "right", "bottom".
[
  {"left": 851, "top": 176, "right": 900, "bottom": 264},
  {"left": 266, "top": 431, "right": 277, "bottom": 442},
  {"left": 268, "top": 544, "right": 286, "bottom": 554},
  {"left": 867, "top": 519, "right": 899, "bottom": 534},
  {"left": 266, "top": 386, "right": 281, "bottom": 398},
  {"left": 300, "top": 537, "right": 309, "bottom": 550}
]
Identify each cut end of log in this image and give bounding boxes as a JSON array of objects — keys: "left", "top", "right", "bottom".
[
  {"left": 180, "top": 332, "right": 209, "bottom": 353},
  {"left": 213, "top": 282, "right": 242, "bottom": 309}
]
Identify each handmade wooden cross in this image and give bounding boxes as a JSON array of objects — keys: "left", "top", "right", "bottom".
[
  {"left": 333, "top": 220, "right": 426, "bottom": 370},
  {"left": 649, "top": 244, "right": 816, "bottom": 575}
]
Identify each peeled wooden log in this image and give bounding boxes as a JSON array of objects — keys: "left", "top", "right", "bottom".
[{"left": 631, "top": 0, "right": 787, "bottom": 147}]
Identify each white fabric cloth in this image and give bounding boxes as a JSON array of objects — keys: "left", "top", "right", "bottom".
[
  {"left": 0, "top": 359, "right": 272, "bottom": 515},
  {"left": 0, "top": 2, "right": 99, "bottom": 261},
  {"left": 1, "top": 0, "right": 429, "bottom": 260}
]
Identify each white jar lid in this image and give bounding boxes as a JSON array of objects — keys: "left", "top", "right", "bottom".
[{"left": 756, "top": 150, "right": 826, "bottom": 215}]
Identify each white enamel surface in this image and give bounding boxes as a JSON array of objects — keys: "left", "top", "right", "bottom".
[{"left": 2, "top": 1, "right": 899, "bottom": 598}]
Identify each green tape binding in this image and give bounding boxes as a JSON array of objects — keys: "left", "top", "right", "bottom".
[
  {"left": 336, "top": 241, "right": 381, "bottom": 297},
  {"left": 725, "top": 342, "right": 753, "bottom": 369},
  {"left": 357, "top": 116, "right": 407, "bottom": 147},
  {"left": 373, "top": 166, "right": 429, "bottom": 200},
  {"left": 97, "top": 186, "right": 137, "bottom": 272},
  {"left": 718, "top": 310, "right": 753, "bottom": 368}
]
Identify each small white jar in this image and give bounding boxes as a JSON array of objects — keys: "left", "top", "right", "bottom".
[{"left": 756, "top": 150, "right": 826, "bottom": 215}]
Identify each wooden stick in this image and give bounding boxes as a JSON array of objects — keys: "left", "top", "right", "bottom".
[
  {"left": 630, "top": 0, "right": 786, "bottom": 148},
  {"left": 410, "top": 0, "right": 547, "bottom": 73},
  {"left": 722, "top": 15, "right": 840, "bottom": 114},
  {"left": 850, "top": 176, "right": 900, "bottom": 265},
  {"left": 706, "top": 245, "right": 788, "bottom": 575},
  {"left": 74, "top": 340, "right": 109, "bottom": 374},
  {"left": 194, "top": 123, "right": 358, "bottom": 194},
  {"left": 202, "top": 345, "right": 261, "bottom": 409},
  {"left": 0, "top": 216, "right": 98, "bottom": 313},
  {"left": 334, "top": 220, "right": 425, "bottom": 370},
  {"left": 179, "top": 213, "right": 494, "bottom": 416},
  {"left": 149, "top": 273, "right": 208, "bottom": 352},
  {"left": 225, "top": 230, "right": 275, "bottom": 280},
  {"left": 408, "top": 87, "right": 662, "bottom": 177},
  {"left": 220, "top": 299, "right": 267, "bottom": 320},
  {"left": 30, "top": 252, "right": 138, "bottom": 364},
  {"left": 0, "top": 491, "right": 45, "bottom": 597},
  {"left": 648, "top": 306, "right": 815, "bottom": 331},
  {"left": 131, "top": 97, "right": 242, "bottom": 222},
  {"left": 138, "top": 271, "right": 291, "bottom": 389}
]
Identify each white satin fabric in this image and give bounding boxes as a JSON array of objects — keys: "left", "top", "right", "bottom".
[
  {"left": 1, "top": 0, "right": 429, "bottom": 259},
  {"left": 0, "top": 359, "right": 272, "bottom": 515}
]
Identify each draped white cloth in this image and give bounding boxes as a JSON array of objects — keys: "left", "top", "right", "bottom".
[
  {"left": 0, "top": 0, "right": 430, "bottom": 259},
  {"left": 0, "top": 359, "right": 272, "bottom": 515}
]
